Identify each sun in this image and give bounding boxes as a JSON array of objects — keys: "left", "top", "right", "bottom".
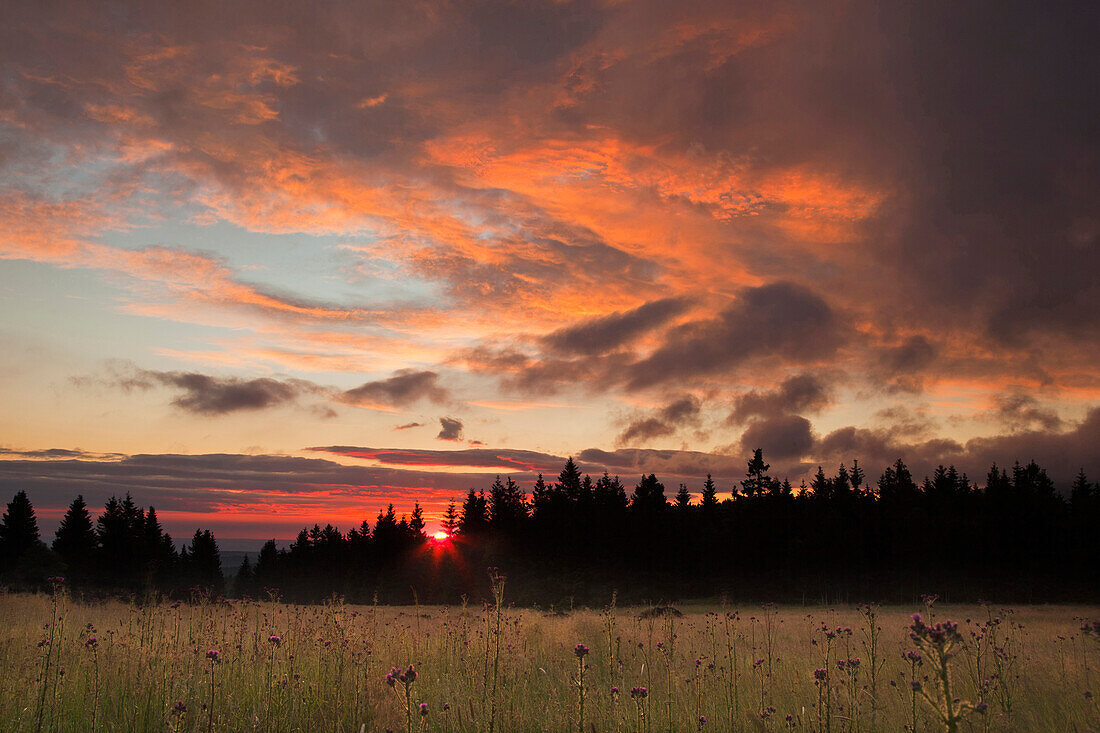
[{"left": 432, "top": 531, "right": 450, "bottom": 542}]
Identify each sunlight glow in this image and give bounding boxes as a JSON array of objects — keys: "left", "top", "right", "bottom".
[{"left": 432, "top": 531, "right": 450, "bottom": 541}]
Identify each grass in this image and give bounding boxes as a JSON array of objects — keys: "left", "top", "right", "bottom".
[{"left": 0, "top": 589, "right": 1097, "bottom": 731}]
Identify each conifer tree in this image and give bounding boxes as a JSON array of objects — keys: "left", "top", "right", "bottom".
[
  {"left": 0, "top": 490, "right": 41, "bottom": 567},
  {"left": 409, "top": 503, "right": 427, "bottom": 540},
  {"left": 700, "top": 474, "right": 718, "bottom": 512},
  {"left": 675, "top": 483, "right": 692, "bottom": 509},
  {"left": 53, "top": 494, "right": 97, "bottom": 572},
  {"left": 441, "top": 500, "right": 459, "bottom": 535}
]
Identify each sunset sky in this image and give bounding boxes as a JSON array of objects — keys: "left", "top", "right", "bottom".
[{"left": 2, "top": 0, "right": 1097, "bottom": 539}]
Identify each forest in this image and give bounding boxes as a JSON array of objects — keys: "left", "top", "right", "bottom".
[{"left": 2, "top": 451, "right": 1098, "bottom": 606}]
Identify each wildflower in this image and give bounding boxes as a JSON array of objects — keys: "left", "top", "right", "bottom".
[
  {"left": 443, "top": 702, "right": 450, "bottom": 711},
  {"left": 205, "top": 649, "right": 219, "bottom": 662},
  {"left": 610, "top": 686, "right": 620, "bottom": 696},
  {"left": 85, "top": 637, "right": 98, "bottom": 648},
  {"left": 813, "top": 668, "right": 827, "bottom": 682},
  {"left": 630, "top": 686, "right": 648, "bottom": 699},
  {"left": 419, "top": 703, "right": 429, "bottom": 717},
  {"left": 905, "top": 650, "right": 922, "bottom": 664},
  {"left": 172, "top": 701, "right": 187, "bottom": 714},
  {"left": 910, "top": 680, "right": 922, "bottom": 691},
  {"left": 268, "top": 635, "right": 281, "bottom": 646},
  {"left": 385, "top": 670, "right": 397, "bottom": 687},
  {"left": 698, "top": 715, "right": 708, "bottom": 727},
  {"left": 974, "top": 701, "right": 988, "bottom": 714},
  {"left": 574, "top": 643, "right": 589, "bottom": 658},
  {"left": 753, "top": 658, "right": 765, "bottom": 669}
]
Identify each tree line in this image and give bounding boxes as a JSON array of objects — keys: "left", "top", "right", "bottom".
[
  {"left": 0, "top": 492, "right": 224, "bottom": 596},
  {"left": 2, "top": 451, "right": 1098, "bottom": 605}
]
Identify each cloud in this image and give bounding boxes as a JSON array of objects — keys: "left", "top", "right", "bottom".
[
  {"left": 992, "top": 393, "right": 1064, "bottom": 432},
  {"left": 626, "top": 282, "right": 840, "bottom": 390},
  {"left": 340, "top": 370, "right": 450, "bottom": 408},
  {"left": 393, "top": 422, "right": 423, "bottom": 431},
  {"left": 85, "top": 366, "right": 321, "bottom": 415},
  {"left": 437, "top": 417, "right": 464, "bottom": 441},
  {"left": 729, "top": 374, "right": 830, "bottom": 423},
  {"left": 540, "top": 297, "right": 690, "bottom": 356},
  {"left": 618, "top": 394, "right": 701, "bottom": 445},
  {"left": 738, "top": 414, "right": 815, "bottom": 461},
  {"left": 312, "top": 446, "right": 564, "bottom": 472}
]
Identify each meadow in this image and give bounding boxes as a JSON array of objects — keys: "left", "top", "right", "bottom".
[{"left": 2, "top": 586, "right": 1098, "bottom": 732}]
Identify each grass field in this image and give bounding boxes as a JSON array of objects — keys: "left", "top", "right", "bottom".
[{"left": 1, "top": 588, "right": 1098, "bottom": 731}]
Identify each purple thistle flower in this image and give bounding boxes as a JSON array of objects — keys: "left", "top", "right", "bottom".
[
  {"left": 205, "top": 649, "right": 219, "bottom": 662},
  {"left": 813, "top": 668, "right": 827, "bottom": 681},
  {"left": 172, "top": 701, "right": 187, "bottom": 714},
  {"left": 85, "top": 637, "right": 98, "bottom": 648},
  {"left": 268, "top": 635, "right": 281, "bottom": 646},
  {"left": 574, "top": 643, "right": 589, "bottom": 658},
  {"left": 630, "top": 686, "right": 648, "bottom": 699},
  {"left": 698, "top": 715, "right": 708, "bottom": 727},
  {"left": 419, "top": 702, "right": 429, "bottom": 717}
]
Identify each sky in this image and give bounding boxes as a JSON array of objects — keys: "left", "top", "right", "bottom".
[{"left": 1, "top": 0, "right": 1097, "bottom": 539}]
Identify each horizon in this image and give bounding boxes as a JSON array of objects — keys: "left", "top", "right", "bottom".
[{"left": 2, "top": 0, "right": 1096, "bottom": 539}]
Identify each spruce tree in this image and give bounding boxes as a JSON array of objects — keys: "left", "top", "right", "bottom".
[
  {"left": 700, "top": 474, "right": 718, "bottom": 512},
  {"left": 409, "top": 503, "right": 427, "bottom": 540},
  {"left": 675, "top": 483, "right": 692, "bottom": 509},
  {"left": 53, "top": 494, "right": 97, "bottom": 572},
  {"left": 0, "top": 490, "right": 41, "bottom": 567},
  {"left": 441, "top": 500, "right": 459, "bottom": 535}
]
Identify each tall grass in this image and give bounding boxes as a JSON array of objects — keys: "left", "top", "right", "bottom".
[{"left": 0, "top": 589, "right": 1097, "bottom": 731}]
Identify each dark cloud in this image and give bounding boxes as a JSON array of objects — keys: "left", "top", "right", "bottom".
[
  {"left": 393, "top": 421, "right": 423, "bottom": 431},
  {"left": 340, "top": 370, "right": 449, "bottom": 408},
  {"left": 0, "top": 447, "right": 123, "bottom": 460},
  {"left": 877, "top": 336, "right": 937, "bottom": 375},
  {"left": 626, "top": 282, "right": 839, "bottom": 390},
  {"left": 992, "top": 393, "right": 1064, "bottom": 432},
  {"left": 107, "top": 369, "right": 314, "bottom": 415},
  {"left": 730, "top": 374, "right": 830, "bottom": 423},
  {"left": 437, "top": 417, "right": 464, "bottom": 441},
  {"left": 618, "top": 395, "right": 701, "bottom": 445},
  {"left": 738, "top": 414, "right": 815, "bottom": 461},
  {"left": 468, "top": 283, "right": 839, "bottom": 396},
  {"left": 540, "top": 297, "right": 690, "bottom": 356}
]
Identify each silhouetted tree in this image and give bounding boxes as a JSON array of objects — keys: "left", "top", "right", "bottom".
[
  {"left": 183, "top": 529, "right": 223, "bottom": 594},
  {"left": 441, "top": 500, "right": 459, "bottom": 535},
  {"left": 458, "top": 490, "right": 488, "bottom": 533},
  {"left": 675, "top": 484, "right": 692, "bottom": 510},
  {"left": 0, "top": 491, "right": 41, "bottom": 569},
  {"left": 700, "top": 474, "right": 718, "bottom": 513},
  {"left": 409, "top": 503, "right": 427, "bottom": 541},
  {"left": 631, "top": 474, "right": 666, "bottom": 512},
  {"left": 53, "top": 495, "right": 96, "bottom": 576},
  {"left": 741, "top": 449, "right": 777, "bottom": 498}
]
